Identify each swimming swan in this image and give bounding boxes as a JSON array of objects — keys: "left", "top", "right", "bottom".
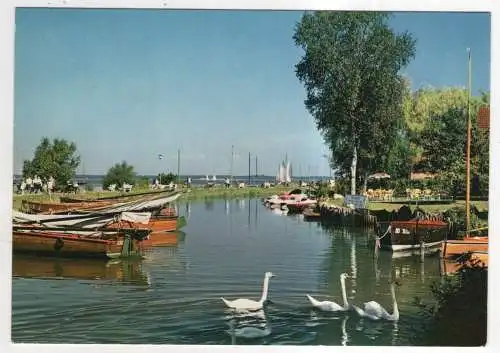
[
  {"left": 352, "top": 281, "right": 400, "bottom": 321},
  {"left": 306, "top": 273, "right": 350, "bottom": 311},
  {"left": 221, "top": 272, "right": 276, "bottom": 311}
]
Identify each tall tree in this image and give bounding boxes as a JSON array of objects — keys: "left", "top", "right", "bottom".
[
  {"left": 294, "top": 11, "right": 416, "bottom": 194},
  {"left": 22, "top": 137, "right": 80, "bottom": 187},
  {"left": 404, "top": 88, "right": 490, "bottom": 196},
  {"left": 103, "top": 161, "right": 137, "bottom": 189}
]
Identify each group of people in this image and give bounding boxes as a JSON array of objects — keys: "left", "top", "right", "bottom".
[{"left": 17, "top": 175, "right": 55, "bottom": 195}]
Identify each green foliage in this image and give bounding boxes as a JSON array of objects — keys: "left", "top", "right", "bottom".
[
  {"left": 310, "top": 182, "right": 330, "bottom": 199},
  {"left": 413, "top": 257, "right": 487, "bottom": 346},
  {"left": 293, "top": 11, "right": 416, "bottom": 194},
  {"left": 103, "top": 161, "right": 137, "bottom": 189},
  {"left": 135, "top": 176, "right": 151, "bottom": 188},
  {"left": 158, "top": 172, "right": 177, "bottom": 184},
  {"left": 22, "top": 137, "right": 80, "bottom": 188},
  {"left": 400, "top": 87, "right": 489, "bottom": 197}
]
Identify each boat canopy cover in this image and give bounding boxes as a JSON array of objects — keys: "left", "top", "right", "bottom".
[{"left": 119, "top": 212, "right": 151, "bottom": 224}]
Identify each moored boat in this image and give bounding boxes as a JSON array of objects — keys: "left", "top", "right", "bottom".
[
  {"left": 22, "top": 199, "right": 114, "bottom": 214},
  {"left": 12, "top": 228, "right": 146, "bottom": 259},
  {"left": 285, "top": 199, "right": 317, "bottom": 213},
  {"left": 106, "top": 215, "right": 186, "bottom": 233},
  {"left": 141, "top": 231, "right": 180, "bottom": 247},
  {"left": 440, "top": 236, "right": 488, "bottom": 259},
  {"left": 377, "top": 218, "right": 449, "bottom": 253}
]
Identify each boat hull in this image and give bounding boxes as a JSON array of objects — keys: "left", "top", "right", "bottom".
[
  {"left": 440, "top": 237, "right": 489, "bottom": 258},
  {"left": 12, "top": 230, "right": 142, "bottom": 259},
  {"left": 286, "top": 202, "right": 317, "bottom": 214},
  {"left": 140, "top": 231, "right": 179, "bottom": 247},
  {"left": 379, "top": 220, "right": 449, "bottom": 252},
  {"left": 22, "top": 199, "right": 114, "bottom": 214},
  {"left": 441, "top": 251, "right": 488, "bottom": 275}
]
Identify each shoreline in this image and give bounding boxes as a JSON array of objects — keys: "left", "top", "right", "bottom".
[{"left": 12, "top": 185, "right": 488, "bottom": 214}]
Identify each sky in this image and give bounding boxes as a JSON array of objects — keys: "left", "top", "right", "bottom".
[{"left": 13, "top": 9, "right": 491, "bottom": 176}]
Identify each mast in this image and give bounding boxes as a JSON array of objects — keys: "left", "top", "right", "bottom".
[
  {"left": 255, "top": 156, "right": 258, "bottom": 177},
  {"left": 230, "top": 145, "right": 234, "bottom": 183},
  {"left": 177, "top": 149, "right": 181, "bottom": 185},
  {"left": 248, "top": 152, "right": 251, "bottom": 185},
  {"left": 466, "top": 48, "right": 472, "bottom": 234}
]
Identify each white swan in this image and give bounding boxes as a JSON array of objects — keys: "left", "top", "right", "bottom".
[
  {"left": 221, "top": 272, "right": 276, "bottom": 311},
  {"left": 306, "top": 273, "right": 350, "bottom": 311},
  {"left": 352, "top": 281, "right": 400, "bottom": 321}
]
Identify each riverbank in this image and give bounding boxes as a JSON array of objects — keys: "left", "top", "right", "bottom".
[
  {"left": 11, "top": 185, "right": 292, "bottom": 211},
  {"left": 12, "top": 186, "right": 488, "bottom": 213}
]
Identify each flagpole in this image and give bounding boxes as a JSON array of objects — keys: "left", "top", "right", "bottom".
[{"left": 158, "top": 153, "right": 164, "bottom": 185}]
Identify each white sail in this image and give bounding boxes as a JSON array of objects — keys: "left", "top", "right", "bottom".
[
  {"left": 212, "top": 175, "right": 217, "bottom": 181},
  {"left": 285, "top": 162, "right": 291, "bottom": 183}
]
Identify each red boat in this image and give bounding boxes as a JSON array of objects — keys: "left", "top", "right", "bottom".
[
  {"left": 12, "top": 228, "right": 145, "bottom": 259},
  {"left": 140, "top": 231, "right": 179, "bottom": 247}
]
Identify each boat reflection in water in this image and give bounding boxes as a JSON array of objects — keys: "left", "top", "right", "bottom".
[{"left": 12, "top": 254, "right": 152, "bottom": 286}]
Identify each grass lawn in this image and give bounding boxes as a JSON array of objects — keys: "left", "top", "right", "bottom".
[{"left": 11, "top": 185, "right": 292, "bottom": 211}]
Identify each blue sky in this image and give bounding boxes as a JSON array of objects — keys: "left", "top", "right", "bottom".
[{"left": 13, "top": 9, "right": 491, "bottom": 176}]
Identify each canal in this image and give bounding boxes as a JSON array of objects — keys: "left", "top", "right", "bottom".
[{"left": 12, "top": 197, "right": 442, "bottom": 345}]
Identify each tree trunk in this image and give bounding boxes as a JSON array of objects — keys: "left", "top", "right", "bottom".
[
  {"left": 350, "top": 145, "right": 357, "bottom": 195},
  {"left": 362, "top": 172, "right": 368, "bottom": 194}
]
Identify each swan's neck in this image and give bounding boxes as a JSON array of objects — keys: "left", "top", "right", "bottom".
[
  {"left": 340, "top": 276, "right": 348, "bottom": 308},
  {"left": 390, "top": 284, "right": 399, "bottom": 319},
  {"left": 259, "top": 276, "right": 270, "bottom": 303}
]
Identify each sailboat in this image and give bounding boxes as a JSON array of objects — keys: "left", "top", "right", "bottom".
[{"left": 440, "top": 48, "right": 488, "bottom": 272}]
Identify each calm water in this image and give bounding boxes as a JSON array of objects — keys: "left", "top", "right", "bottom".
[{"left": 12, "top": 197, "right": 442, "bottom": 345}]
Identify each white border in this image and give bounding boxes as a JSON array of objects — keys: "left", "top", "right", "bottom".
[{"left": 1, "top": 1, "right": 498, "bottom": 353}]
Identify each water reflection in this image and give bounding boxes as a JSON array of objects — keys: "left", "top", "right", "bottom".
[
  {"left": 205, "top": 199, "right": 215, "bottom": 211},
  {"left": 225, "top": 308, "right": 271, "bottom": 344},
  {"left": 12, "top": 255, "right": 151, "bottom": 286},
  {"left": 185, "top": 201, "right": 191, "bottom": 220}
]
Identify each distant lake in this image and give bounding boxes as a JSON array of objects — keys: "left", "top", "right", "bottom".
[
  {"left": 13, "top": 174, "right": 328, "bottom": 188},
  {"left": 12, "top": 197, "right": 443, "bottom": 345}
]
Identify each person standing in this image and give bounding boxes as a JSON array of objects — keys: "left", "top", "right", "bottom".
[
  {"left": 26, "top": 176, "right": 33, "bottom": 193},
  {"left": 47, "top": 176, "right": 54, "bottom": 195}
]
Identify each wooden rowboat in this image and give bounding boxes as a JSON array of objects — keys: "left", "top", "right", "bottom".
[
  {"left": 140, "top": 231, "right": 179, "bottom": 247},
  {"left": 441, "top": 236, "right": 488, "bottom": 258},
  {"left": 105, "top": 215, "right": 186, "bottom": 233},
  {"left": 12, "top": 228, "right": 145, "bottom": 259},
  {"left": 22, "top": 199, "right": 114, "bottom": 214}
]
